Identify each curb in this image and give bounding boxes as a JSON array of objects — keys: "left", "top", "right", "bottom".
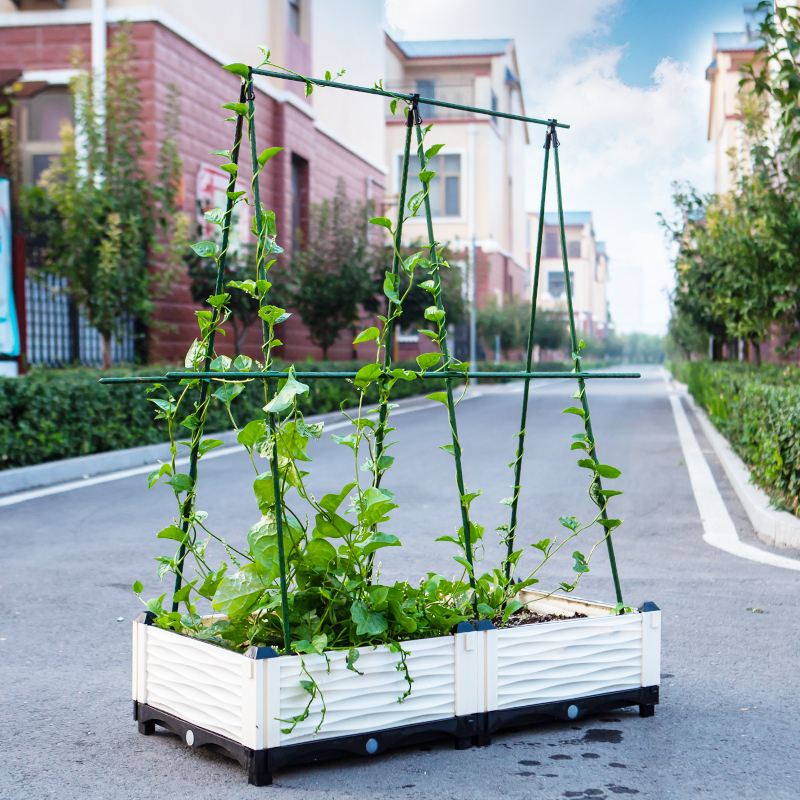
[
  {"left": 0, "top": 429, "right": 240, "bottom": 497},
  {"left": 674, "top": 380, "right": 800, "bottom": 550}
]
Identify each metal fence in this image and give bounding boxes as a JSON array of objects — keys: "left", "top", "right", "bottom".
[{"left": 25, "top": 273, "right": 136, "bottom": 367}]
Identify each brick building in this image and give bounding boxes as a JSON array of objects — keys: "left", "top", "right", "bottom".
[{"left": 0, "top": 0, "right": 388, "bottom": 367}]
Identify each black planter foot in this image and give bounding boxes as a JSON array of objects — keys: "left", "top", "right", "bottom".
[
  {"left": 248, "top": 750, "right": 271, "bottom": 786},
  {"left": 454, "top": 737, "right": 472, "bottom": 750},
  {"left": 473, "top": 734, "right": 491, "bottom": 747},
  {"left": 639, "top": 704, "right": 655, "bottom": 718},
  {"left": 138, "top": 719, "right": 156, "bottom": 735}
]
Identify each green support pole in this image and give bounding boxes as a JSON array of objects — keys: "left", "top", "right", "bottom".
[
  {"left": 505, "top": 125, "right": 552, "bottom": 580},
  {"left": 247, "top": 70, "right": 292, "bottom": 648},
  {"left": 373, "top": 108, "right": 414, "bottom": 485},
  {"left": 551, "top": 123, "right": 624, "bottom": 610},
  {"left": 414, "top": 107, "right": 478, "bottom": 611},
  {"left": 172, "top": 81, "right": 247, "bottom": 612}
]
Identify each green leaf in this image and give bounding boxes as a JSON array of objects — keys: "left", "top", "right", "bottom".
[
  {"left": 424, "top": 305, "right": 446, "bottom": 323},
  {"left": 596, "top": 464, "right": 622, "bottom": 479},
  {"left": 207, "top": 293, "right": 229, "bottom": 308},
  {"left": 425, "top": 143, "right": 445, "bottom": 159},
  {"left": 166, "top": 474, "right": 194, "bottom": 493},
  {"left": 220, "top": 163, "right": 238, "bottom": 176},
  {"left": 253, "top": 472, "right": 276, "bottom": 513},
  {"left": 600, "top": 489, "right": 624, "bottom": 498},
  {"left": 419, "top": 169, "right": 436, "bottom": 183},
  {"left": 383, "top": 271, "right": 399, "bottom": 302},
  {"left": 198, "top": 438, "right": 224, "bottom": 456},
  {"left": 369, "top": 216, "right": 393, "bottom": 230},
  {"left": 305, "top": 537, "right": 337, "bottom": 569},
  {"left": 439, "top": 444, "right": 457, "bottom": 456},
  {"left": 350, "top": 600, "right": 388, "bottom": 637},
  {"left": 354, "top": 363, "right": 382, "bottom": 388},
  {"left": 390, "top": 98, "right": 398, "bottom": 115},
  {"left": 233, "top": 354, "right": 253, "bottom": 371},
  {"left": 204, "top": 207, "right": 225, "bottom": 225},
  {"left": 210, "top": 355, "right": 232, "bottom": 371},
  {"left": 503, "top": 600, "right": 523, "bottom": 622},
  {"left": 416, "top": 352, "right": 441, "bottom": 370},
  {"left": 305, "top": 81, "right": 314, "bottom": 97},
  {"left": 531, "top": 538, "right": 551, "bottom": 553},
  {"left": 212, "top": 382, "right": 244, "bottom": 403},
  {"left": 598, "top": 518, "right": 622, "bottom": 530},
  {"left": 221, "top": 102, "right": 248, "bottom": 115},
  {"left": 477, "top": 603, "right": 495, "bottom": 616},
  {"left": 362, "top": 532, "right": 401, "bottom": 556},
  {"left": 319, "top": 482, "right": 357, "bottom": 514},
  {"left": 227, "top": 190, "right": 246, "bottom": 200},
  {"left": 223, "top": 63, "right": 250, "bottom": 78},
  {"left": 190, "top": 241, "right": 217, "bottom": 258},
  {"left": 212, "top": 563, "right": 269, "bottom": 618},
  {"left": 258, "top": 146, "right": 283, "bottom": 165},
  {"left": 562, "top": 406, "right": 585, "bottom": 417},
  {"left": 559, "top": 516, "right": 580, "bottom": 530},
  {"left": 453, "top": 555, "right": 474, "bottom": 575},
  {"left": 157, "top": 524, "right": 186, "bottom": 542},
  {"left": 353, "top": 326, "right": 379, "bottom": 345},
  {"left": 425, "top": 391, "right": 448, "bottom": 404},
  {"left": 237, "top": 419, "right": 267, "bottom": 448},
  {"left": 263, "top": 368, "right": 309, "bottom": 413},
  {"left": 210, "top": 150, "right": 230, "bottom": 158},
  {"left": 132, "top": 580, "right": 144, "bottom": 595},
  {"left": 572, "top": 551, "right": 590, "bottom": 574},
  {"left": 577, "top": 458, "right": 596, "bottom": 471}
]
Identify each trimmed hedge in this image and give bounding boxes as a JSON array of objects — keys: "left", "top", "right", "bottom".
[
  {"left": 667, "top": 360, "right": 800, "bottom": 516},
  {"left": 0, "top": 359, "right": 613, "bottom": 471}
]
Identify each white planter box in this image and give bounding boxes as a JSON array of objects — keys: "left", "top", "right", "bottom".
[{"left": 132, "top": 592, "right": 660, "bottom": 785}]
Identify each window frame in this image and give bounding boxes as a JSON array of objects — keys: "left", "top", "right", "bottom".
[
  {"left": 19, "top": 84, "right": 74, "bottom": 186},
  {"left": 393, "top": 146, "right": 466, "bottom": 224}
]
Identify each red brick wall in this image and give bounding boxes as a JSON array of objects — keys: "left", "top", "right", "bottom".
[{"left": 2, "top": 20, "right": 387, "bottom": 366}]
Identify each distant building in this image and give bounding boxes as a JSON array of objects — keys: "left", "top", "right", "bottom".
[
  {"left": 705, "top": 30, "right": 764, "bottom": 195},
  {"left": 527, "top": 211, "right": 607, "bottom": 337},
  {"left": 384, "top": 37, "right": 529, "bottom": 322}
]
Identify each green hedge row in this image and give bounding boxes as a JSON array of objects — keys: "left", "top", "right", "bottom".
[
  {"left": 667, "top": 360, "right": 800, "bottom": 516},
  {"left": 1, "top": 360, "right": 610, "bottom": 471}
]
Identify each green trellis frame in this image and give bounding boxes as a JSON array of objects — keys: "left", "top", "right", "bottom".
[{"left": 102, "top": 67, "right": 639, "bottom": 651}]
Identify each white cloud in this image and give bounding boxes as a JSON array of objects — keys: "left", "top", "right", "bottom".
[
  {"left": 530, "top": 50, "right": 714, "bottom": 334},
  {"left": 384, "top": 0, "right": 716, "bottom": 334}
]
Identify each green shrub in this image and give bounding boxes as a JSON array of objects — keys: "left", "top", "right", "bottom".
[{"left": 667, "top": 361, "right": 800, "bottom": 516}]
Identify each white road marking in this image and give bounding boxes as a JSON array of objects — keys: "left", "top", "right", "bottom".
[
  {"left": 0, "top": 391, "right": 484, "bottom": 507},
  {"left": 667, "top": 386, "right": 800, "bottom": 571}
]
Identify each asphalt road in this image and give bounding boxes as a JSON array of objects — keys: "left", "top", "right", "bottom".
[{"left": 2, "top": 365, "right": 799, "bottom": 799}]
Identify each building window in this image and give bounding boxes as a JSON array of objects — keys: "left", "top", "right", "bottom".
[
  {"left": 548, "top": 270, "right": 574, "bottom": 297},
  {"left": 288, "top": 0, "right": 301, "bottom": 35},
  {"left": 567, "top": 240, "right": 581, "bottom": 258},
  {"left": 401, "top": 152, "right": 460, "bottom": 217},
  {"left": 21, "top": 87, "right": 73, "bottom": 185},
  {"left": 290, "top": 153, "right": 308, "bottom": 249},
  {"left": 544, "top": 231, "right": 560, "bottom": 258},
  {"left": 416, "top": 79, "right": 436, "bottom": 118}
]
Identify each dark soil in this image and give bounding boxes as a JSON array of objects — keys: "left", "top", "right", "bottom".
[{"left": 495, "top": 607, "right": 588, "bottom": 628}]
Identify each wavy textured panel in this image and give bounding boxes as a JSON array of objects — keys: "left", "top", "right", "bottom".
[
  {"left": 279, "top": 637, "right": 456, "bottom": 744},
  {"left": 145, "top": 627, "right": 245, "bottom": 742},
  {"left": 496, "top": 615, "right": 642, "bottom": 710}
]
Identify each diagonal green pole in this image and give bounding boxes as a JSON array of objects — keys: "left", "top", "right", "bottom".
[
  {"left": 504, "top": 126, "right": 552, "bottom": 581},
  {"left": 551, "top": 122, "right": 624, "bottom": 609},
  {"left": 247, "top": 69, "right": 291, "bottom": 651},
  {"left": 414, "top": 109, "right": 478, "bottom": 613},
  {"left": 373, "top": 108, "right": 414, "bottom": 489},
  {"left": 172, "top": 81, "right": 247, "bottom": 612}
]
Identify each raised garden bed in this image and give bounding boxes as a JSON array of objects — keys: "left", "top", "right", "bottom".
[
  {"left": 111, "top": 58, "right": 656, "bottom": 787},
  {"left": 133, "top": 591, "right": 660, "bottom": 785}
]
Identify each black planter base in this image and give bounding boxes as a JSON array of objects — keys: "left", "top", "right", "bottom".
[{"left": 134, "top": 685, "right": 659, "bottom": 786}]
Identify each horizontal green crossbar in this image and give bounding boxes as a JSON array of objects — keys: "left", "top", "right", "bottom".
[
  {"left": 98, "top": 371, "right": 640, "bottom": 384},
  {"left": 250, "top": 67, "right": 570, "bottom": 129}
]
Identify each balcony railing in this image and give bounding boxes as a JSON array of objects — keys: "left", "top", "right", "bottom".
[{"left": 385, "top": 81, "right": 476, "bottom": 120}]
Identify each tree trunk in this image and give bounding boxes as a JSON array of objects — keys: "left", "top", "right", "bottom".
[
  {"left": 752, "top": 340, "right": 761, "bottom": 366},
  {"left": 322, "top": 345, "right": 329, "bottom": 361},
  {"left": 101, "top": 333, "right": 114, "bottom": 370}
]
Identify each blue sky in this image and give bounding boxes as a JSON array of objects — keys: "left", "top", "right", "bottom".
[
  {"left": 385, "top": 1, "right": 753, "bottom": 334},
  {"left": 599, "top": 0, "right": 749, "bottom": 87}
]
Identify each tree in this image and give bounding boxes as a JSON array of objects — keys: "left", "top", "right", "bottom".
[
  {"left": 477, "top": 297, "right": 568, "bottom": 359},
  {"left": 290, "top": 181, "right": 380, "bottom": 360},
  {"left": 20, "top": 24, "right": 186, "bottom": 368}
]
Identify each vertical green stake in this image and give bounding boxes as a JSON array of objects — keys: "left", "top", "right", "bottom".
[
  {"left": 172, "top": 82, "right": 247, "bottom": 612},
  {"left": 414, "top": 110, "right": 478, "bottom": 611},
  {"left": 505, "top": 126, "right": 552, "bottom": 581},
  {"left": 552, "top": 124, "right": 624, "bottom": 610},
  {"left": 368, "top": 104, "right": 414, "bottom": 578},
  {"left": 248, "top": 70, "right": 292, "bottom": 649}
]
